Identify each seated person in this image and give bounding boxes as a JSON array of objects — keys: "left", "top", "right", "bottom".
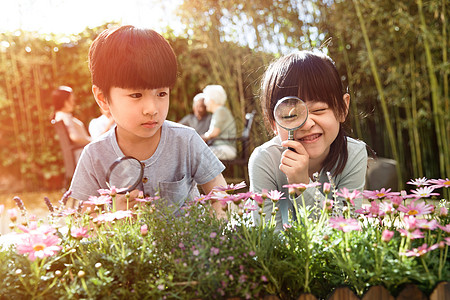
[
  {"left": 69, "top": 25, "right": 227, "bottom": 218},
  {"left": 201, "top": 85, "right": 237, "bottom": 160},
  {"left": 89, "top": 108, "right": 115, "bottom": 139},
  {"left": 178, "top": 93, "right": 212, "bottom": 135},
  {"left": 52, "top": 86, "right": 91, "bottom": 161}
]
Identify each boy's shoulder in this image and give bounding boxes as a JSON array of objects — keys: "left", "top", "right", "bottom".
[{"left": 164, "top": 120, "right": 198, "bottom": 136}]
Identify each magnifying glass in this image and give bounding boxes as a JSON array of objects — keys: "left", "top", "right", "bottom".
[
  {"left": 106, "top": 156, "right": 145, "bottom": 194},
  {"left": 273, "top": 96, "right": 309, "bottom": 150}
]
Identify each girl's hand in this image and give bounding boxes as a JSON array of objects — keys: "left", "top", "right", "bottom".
[
  {"left": 115, "top": 190, "right": 141, "bottom": 211},
  {"left": 280, "top": 140, "right": 310, "bottom": 185}
]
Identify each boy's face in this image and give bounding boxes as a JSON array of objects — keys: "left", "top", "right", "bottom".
[{"left": 93, "top": 86, "right": 170, "bottom": 143}]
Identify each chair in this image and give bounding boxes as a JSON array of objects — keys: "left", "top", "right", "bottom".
[
  {"left": 365, "top": 157, "right": 398, "bottom": 191},
  {"left": 51, "top": 119, "right": 85, "bottom": 188},
  {"left": 210, "top": 110, "right": 256, "bottom": 181}
]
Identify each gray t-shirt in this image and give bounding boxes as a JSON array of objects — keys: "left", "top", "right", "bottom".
[
  {"left": 70, "top": 121, "right": 225, "bottom": 209},
  {"left": 249, "top": 136, "right": 368, "bottom": 231},
  {"left": 209, "top": 106, "right": 236, "bottom": 147}
]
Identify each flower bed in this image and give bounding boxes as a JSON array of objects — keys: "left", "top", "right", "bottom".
[{"left": 0, "top": 178, "right": 448, "bottom": 299}]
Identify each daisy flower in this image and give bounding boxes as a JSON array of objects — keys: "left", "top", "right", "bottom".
[
  {"left": 267, "top": 190, "right": 285, "bottom": 203},
  {"left": 251, "top": 193, "right": 265, "bottom": 207},
  {"left": 429, "top": 178, "right": 450, "bottom": 189},
  {"left": 16, "top": 233, "right": 62, "bottom": 261},
  {"left": 438, "top": 224, "right": 450, "bottom": 233},
  {"left": 398, "top": 200, "right": 434, "bottom": 216},
  {"left": 363, "top": 188, "right": 400, "bottom": 200},
  {"left": 336, "top": 187, "right": 361, "bottom": 206},
  {"left": 98, "top": 186, "right": 128, "bottom": 196},
  {"left": 283, "top": 182, "right": 321, "bottom": 194},
  {"left": 402, "top": 243, "right": 432, "bottom": 257},
  {"left": 381, "top": 229, "right": 394, "bottom": 242},
  {"left": 84, "top": 195, "right": 112, "bottom": 206},
  {"left": 214, "top": 181, "right": 246, "bottom": 194},
  {"left": 415, "top": 219, "right": 439, "bottom": 231},
  {"left": 329, "top": 216, "right": 361, "bottom": 232},
  {"left": 410, "top": 186, "right": 440, "bottom": 199},
  {"left": 398, "top": 228, "right": 424, "bottom": 240},
  {"left": 407, "top": 177, "right": 430, "bottom": 187},
  {"left": 70, "top": 226, "right": 90, "bottom": 240}
]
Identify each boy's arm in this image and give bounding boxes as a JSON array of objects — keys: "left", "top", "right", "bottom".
[{"left": 200, "top": 174, "right": 228, "bottom": 219}]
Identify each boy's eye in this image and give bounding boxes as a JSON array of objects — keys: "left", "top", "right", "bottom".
[
  {"left": 130, "top": 93, "right": 142, "bottom": 98},
  {"left": 157, "top": 91, "right": 168, "bottom": 97}
]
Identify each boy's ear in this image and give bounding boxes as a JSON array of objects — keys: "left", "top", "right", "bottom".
[
  {"left": 340, "top": 93, "right": 350, "bottom": 122},
  {"left": 92, "top": 85, "right": 109, "bottom": 112}
]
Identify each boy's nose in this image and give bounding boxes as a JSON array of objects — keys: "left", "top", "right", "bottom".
[{"left": 142, "top": 99, "right": 158, "bottom": 116}]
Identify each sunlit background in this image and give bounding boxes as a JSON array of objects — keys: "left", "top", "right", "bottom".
[{"left": 0, "top": 0, "right": 184, "bottom": 34}]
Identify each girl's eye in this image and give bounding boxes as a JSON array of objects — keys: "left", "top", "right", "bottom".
[
  {"left": 130, "top": 93, "right": 142, "bottom": 98},
  {"left": 313, "top": 108, "right": 327, "bottom": 113}
]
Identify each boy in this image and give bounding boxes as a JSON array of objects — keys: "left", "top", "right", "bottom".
[{"left": 69, "top": 25, "right": 227, "bottom": 217}]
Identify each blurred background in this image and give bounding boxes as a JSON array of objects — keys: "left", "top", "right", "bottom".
[{"left": 0, "top": 0, "right": 448, "bottom": 194}]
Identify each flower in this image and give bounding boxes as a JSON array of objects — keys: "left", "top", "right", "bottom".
[
  {"left": 98, "top": 186, "right": 128, "bottom": 196},
  {"left": 381, "top": 229, "right": 394, "bottom": 242},
  {"left": 214, "top": 181, "right": 246, "bottom": 194},
  {"left": 16, "top": 233, "right": 62, "bottom": 261},
  {"left": 8, "top": 208, "right": 18, "bottom": 222},
  {"left": 363, "top": 188, "right": 400, "bottom": 200},
  {"left": 439, "top": 206, "right": 448, "bottom": 217},
  {"left": 410, "top": 186, "right": 440, "bottom": 199},
  {"left": 283, "top": 182, "right": 321, "bottom": 194},
  {"left": 329, "top": 217, "right": 361, "bottom": 232},
  {"left": 398, "top": 200, "right": 434, "bottom": 216},
  {"left": 267, "top": 190, "right": 285, "bottom": 203},
  {"left": 251, "top": 193, "right": 265, "bottom": 207},
  {"left": 438, "top": 224, "right": 450, "bottom": 233},
  {"left": 415, "top": 219, "right": 439, "bottom": 231},
  {"left": 17, "top": 222, "right": 57, "bottom": 235},
  {"left": 210, "top": 232, "right": 217, "bottom": 238},
  {"left": 323, "top": 182, "right": 331, "bottom": 194},
  {"left": 402, "top": 243, "right": 435, "bottom": 257},
  {"left": 84, "top": 195, "right": 112, "bottom": 206},
  {"left": 93, "top": 210, "right": 133, "bottom": 223},
  {"left": 407, "top": 177, "right": 430, "bottom": 187},
  {"left": 210, "top": 247, "right": 220, "bottom": 255},
  {"left": 336, "top": 187, "right": 361, "bottom": 206},
  {"left": 398, "top": 228, "right": 424, "bottom": 240},
  {"left": 140, "top": 224, "right": 148, "bottom": 236},
  {"left": 429, "top": 178, "right": 450, "bottom": 189},
  {"left": 71, "top": 227, "right": 90, "bottom": 240}
]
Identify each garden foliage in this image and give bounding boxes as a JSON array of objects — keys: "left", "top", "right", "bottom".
[{"left": 0, "top": 178, "right": 448, "bottom": 299}]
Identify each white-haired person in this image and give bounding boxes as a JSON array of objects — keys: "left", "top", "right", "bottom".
[
  {"left": 178, "top": 93, "right": 212, "bottom": 135},
  {"left": 201, "top": 85, "right": 237, "bottom": 160}
]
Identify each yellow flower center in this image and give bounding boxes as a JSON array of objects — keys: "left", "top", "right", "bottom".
[
  {"left": 444, "top": 180, "right": 450, "bottom": 186},
  {"left": 33, "top": 243, "right": 46, "bottom": 251},
  {"left": 376, "top": 193, "right": 386, "bottom": 197},
  {"left": 408, "top": 209, "right": 419, "bottom": 215}
]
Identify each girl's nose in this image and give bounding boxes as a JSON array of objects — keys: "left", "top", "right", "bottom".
[{"left": 300, "top": 115, "right": 315, "bottom": 130}]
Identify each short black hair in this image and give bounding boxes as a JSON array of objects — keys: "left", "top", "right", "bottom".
[{"left": 88, "top": 25, "right": 178, "bottom": 100}]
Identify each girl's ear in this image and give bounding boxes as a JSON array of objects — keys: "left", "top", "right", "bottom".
[
  {"left": 92, "top": 85, "right": 110, "bottom": 113},
  {"left": 340, "top": 93, "right": 351, "bottom": 122},
  {"left": 270, "top": 121, "right": 278, "bottom": 135}
]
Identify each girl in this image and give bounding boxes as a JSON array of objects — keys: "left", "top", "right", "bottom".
[{"left": 249, "top": 50, "right": 368, "bottom": 230}]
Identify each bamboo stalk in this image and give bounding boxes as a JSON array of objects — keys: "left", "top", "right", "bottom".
[
  {"left": 416, "top": 0, "right": 449, "bottom": 179},
  {"left": 409, "top": 49, "right": 423, "bottom": 176},
  {"left": 351, "top": 0, "right": 402, "bottom": 188},
  {"left": 338, "top": 38, "right": 362, "bottom": 139}
]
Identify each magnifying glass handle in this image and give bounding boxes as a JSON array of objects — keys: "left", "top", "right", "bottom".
[{"left": 288, "top": 130, "right": 296, "bottom": 152}]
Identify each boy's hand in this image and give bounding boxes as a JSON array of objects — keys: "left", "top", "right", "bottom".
[
  {"left": 114, "top": 190, "right": 141, "bottom": 211},
  {"left": 280, "top": 140, "right": 310, "bottom": 185}
]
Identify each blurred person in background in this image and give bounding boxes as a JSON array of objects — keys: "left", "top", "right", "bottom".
[{"left": 179, "top": 92, "right": 211, "bottom": 135}]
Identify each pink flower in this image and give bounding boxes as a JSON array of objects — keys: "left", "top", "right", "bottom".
[
  {"left": 429, "top": 178, "right": 450, "bottom": 189},
  {"left": 363, "top": 188, "right": 400, "bottom": 200},
  {"left": 380, "top": 201, "right": 395, "bottom": 215},
  {"left": 329, "top": 216, "right": 361, "bottom": 232},
  {"left": 444, "top": 237, "right": 450, "bottom": 246},
  {"left": 283, "top": 182, "right": 321, "bottom": 193},
  {"left": 98, "top": 186, "right": 128, "bottom": 196},
  {"left": 210, "top": 247, "right": 220, "bottom": 255},
  {"left": 71, "top": 227, "right": 90, "bottom": 240},
  {"left": 390, "top": 196, "right": 404, "bottom": 208},
  {"left": 195, "top": 192, "right": 213, "bottom": 204},
  {"left": 403, "top": 215, "right": 417, "bottom": 231},
  {"left": 439, "top": 206, "right": 448, "bottom": 217},
  {"left": 210, "top": 232, "right": 217, "bottom": 238},
  {"left": 214, "top": 181, "right": 246, "bottom": 194},
  {"left": 398, "top": 228, "right": 424, "bottom": 240},
  {"left": 402, "top": 243, "right": 435, "bottom": 257},
  {"left": 8, "top": 208, "right": 19, "bottom": 222},
  {"left": 407, "top": 177, "right": 430, "bottom": 187},
  {"left": 410, "top": 186, "right": 440, "bottom": 199},
  {"left": 243, "top": 201, "right": 258, "bottom": 212},
  {"left": 140, "top": 224, "right": 148, "bottom": 236},
  {"left": 251, "top": 193, "right": 265, "bottom": 207},
  {"left": 84, "top": 195, "right": 112, "bottom": 206},
  {"left": 336, "top": 187, "right": 361, "bottom": 206},
  {"left": 381, "top": 230, "right": 394, "bottom": 242},
  {"left": 438, "top": 224, "right": 450, "bottom": 233},
  {"left": 398, "top": 201, "right": 434, "bottom": 216},
  {"left": 17, "top": 222, "right": 57, "bottom": 235},
  {"left": 93, "top": 210, "right": 133, "bottom": 223},
  {"left": 267, "top": 190, "right": 285, "bottom": 203},
  {"left": 323, "top": 182, "right": 331, "bottom": 194},
  {"left": 16, "top": 233, "right": 62, "bottom": 261},
  {"left": 416, "top": 219, "right": 439, "bottom": 231},
  {"left": 193, "top": 249, "right": 200, "bottom": 256}
]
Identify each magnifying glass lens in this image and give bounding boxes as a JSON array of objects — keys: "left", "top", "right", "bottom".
[
  {"left": 106, "top": 157, "right": 144, "bottom": 193},
  {"left": 274, "top": 97, "right": 308, "bottom": 130}
]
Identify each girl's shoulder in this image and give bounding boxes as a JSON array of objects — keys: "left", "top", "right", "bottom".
[{"left": 346, "top": 137, "right": 367, "bottom": 153}]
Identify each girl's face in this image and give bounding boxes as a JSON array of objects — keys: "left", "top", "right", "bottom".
[{"left": 273, "top": 95, "right": 349, "bottom": 165}]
